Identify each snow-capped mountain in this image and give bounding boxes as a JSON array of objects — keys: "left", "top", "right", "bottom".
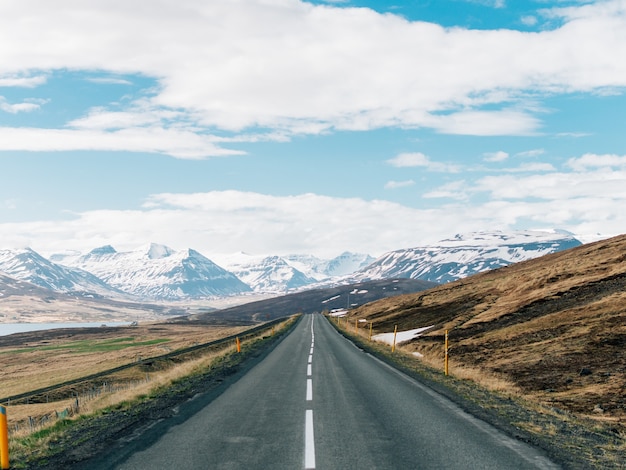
[
  {"left": 54, "top": 243, "right": 251, "bottom": 300},
  {"left": 221, "top": 254, "right": 317, "bottom": 293},
  {"left": 284, "top": 252, "right": 375, "bottom": 280},
  {"left": 352, "top": 230, "right": 582, "bottom": 284},
  {"left": 0, "top": 248, "right": 126, "bottom": 297}
]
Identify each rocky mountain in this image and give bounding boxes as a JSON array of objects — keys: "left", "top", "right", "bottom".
[
  {"left": 284, "top": 252, "right": 375, "bottom": 280},
  {"left": 218, "top": 251, "right": 374, "bottom": 292},
  {"left": 224, "top": 255, "right": 317, "bottom": 293},
  {"left": 53, "top": 243, "right": 251, "bottom": 300},
  {"left": 351, "top": 230, "right": 582, "bottom": 284},
  {"left": 0, "top": 248, "right": 127, "bottom": 298},
  {"left": 1, "top": 230, "right": 583, "bottom": 302}
]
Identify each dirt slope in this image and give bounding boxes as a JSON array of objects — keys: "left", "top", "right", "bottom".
[{"left": 348, "top": 234, "right": 626, "bottom": 429}]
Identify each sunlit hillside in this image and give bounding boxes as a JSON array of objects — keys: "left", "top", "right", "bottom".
[{"left": 347, "top": 234, "right": 626, "bottom": 428}]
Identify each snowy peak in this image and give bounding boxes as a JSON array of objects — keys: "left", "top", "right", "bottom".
[
  {"left": 283, "top": 252, "right": 375, "bottom": 280},
  {"left": 226, "top": 254, "right": 316, "bottom": 293},
  {"left": 0, "top": 247, "right": 125, "bottom": 297},
  {"left": 144, "top": 243, "right": 175, "bottom": 260},
  {"left": 59, "top": 245, "right": 251, "bottom": 300},
  {"left": 89, "top": 245, "right": 117, "bottom": 256},
  {"left": 354, "top": 230, "right": 582, "bottom": 284},
  {"left": 324, "top": 252, "right": 376, "bottom": 277}
]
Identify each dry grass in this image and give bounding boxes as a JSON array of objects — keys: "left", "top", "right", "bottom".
[
  {"left": 0, "top": 323, "right": 247, "bottom": 398},
  {"left": 345, "top": 234, "right": 626, "bottom": 432},
  {"left": 0, "top": 322, "right": 259, "bottom": 439}
]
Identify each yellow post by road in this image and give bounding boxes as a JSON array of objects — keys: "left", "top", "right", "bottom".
[
  {"left": 444, "top": 330, "right": 449, "bottom": 376},
  {"left": 369, "top": 322, "right": 373, "bottom": 341},
  {"left": 391, "top": 325, "right": 398, "bottom": 353},
  {"left": 354, "top": 319, "right": 358, "bottom": 334},
  {"left": 236, "top": 337, "right": 241, "bottom": 353},
  {"left": 0, "top": 404, "right": 9, "bottom": 470}
]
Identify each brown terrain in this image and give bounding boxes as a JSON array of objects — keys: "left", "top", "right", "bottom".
[{"left": 346, "top": 233, "right": 626, "bottom": 433}]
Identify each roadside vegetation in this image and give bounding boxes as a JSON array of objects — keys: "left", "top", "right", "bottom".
[
  {"left": 330, "top": 234, "right": 626, "bottom": 469},
  {"left": 1, "top": 317, "right": 298, "bottom": 469}
]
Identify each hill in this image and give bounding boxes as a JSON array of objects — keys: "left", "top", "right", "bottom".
[
  {"left": 345, "top": 234, "right": 626, "bottom": 430},
  {"left": 180, "top": 278, "right": 438, "bottom": 325}
]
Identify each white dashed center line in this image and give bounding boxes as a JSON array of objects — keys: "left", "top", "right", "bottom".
[
  {"left": 305, "top": 315, "right": 316, "bottom": 468},
  {"left": 305, "top": 409, "right": 315, "bottom": 469}
]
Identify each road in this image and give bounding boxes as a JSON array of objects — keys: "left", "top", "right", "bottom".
[{"left": 97, "top": 313, "right": 559, "bottom": 469}]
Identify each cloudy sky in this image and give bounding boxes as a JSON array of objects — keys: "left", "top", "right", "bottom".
[{"left": 1, "top": 0, "right": 626, "bottom": 261}]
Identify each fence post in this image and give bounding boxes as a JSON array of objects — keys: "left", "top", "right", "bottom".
[
  {"left": 444, "top": 330, "right": 449, "bottom": 376},
  {"left": 1, "top": 405, "right": 9, "bottom": 470}
]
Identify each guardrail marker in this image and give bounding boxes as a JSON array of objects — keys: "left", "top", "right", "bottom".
[
  {"left": 0, "top": 405, "right": 9, "bottom": 470},
  {"left": 444, "top": 329, "right": 449, "bottom": 376}
]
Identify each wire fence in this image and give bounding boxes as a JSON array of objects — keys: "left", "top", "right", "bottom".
[{"left": 11, "top": 376, "right": 153, "bottom": 434}]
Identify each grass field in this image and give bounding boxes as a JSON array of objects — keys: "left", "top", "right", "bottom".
[{"left": 0, "top": 322, "right": 248, "bottom": 405}]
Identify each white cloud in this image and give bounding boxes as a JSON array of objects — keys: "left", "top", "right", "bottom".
[
  {"left": 1, "top": 177, "right": 623, "bottom": 260},
  {"left": 475, "top": 170, "right": 626, "bottom": 200},
  {"left": 483, "top": 151, "right": 509, "bottom": 162},
  {"left": 423, "top": 181, "right": 469, "bottom": 200},
  {"left": 502, "top": 162, "right": 556, "bottom": 173},
  {"left": 384, "top": 180, "right": 415, "bottom": 189},
  {"left": 0, "top": 0, "right": 623, "bottom": 155},
  {"left": 0, "top": 97, "right": 44, "bottom": 113},
  {"left": 566, "top": 153, "right": 626, "bottom": 171},
  {"left": 521, "top": 16, "right": 538, "bottom": 27},
  {"left": 516, "top": 148, "right": 545, "bottom": 158},
  {"left": 387, "top": 152, "right": 461, "bottom": 173},
  {"left": 428, "top": 110, "right": 541, "bottom": 136},
  {"left": 0, "top": 126, "right": 243, "bottom": 159},
  {"left": 85, "top": 77, "right": 133, "bottom": 85},
  {"left": 0, "top": 74, "right": 47, "bottom": 87}
]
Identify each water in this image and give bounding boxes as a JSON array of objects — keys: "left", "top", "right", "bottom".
[{"left": 0, "top": 322, "right": 131, "bottom": 336}]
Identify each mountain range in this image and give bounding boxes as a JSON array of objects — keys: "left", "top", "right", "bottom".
[
  {"left": 350, "top": 230, "right": 582, "bottom": 284},
  {"left": 0, "top": 230, "right": 582, "bottom": 301}
]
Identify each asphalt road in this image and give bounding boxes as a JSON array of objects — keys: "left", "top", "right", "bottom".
[{"left": 109, "top": 313, "right": 559, "bottom": 469}]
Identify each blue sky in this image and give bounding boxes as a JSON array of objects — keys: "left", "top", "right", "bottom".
[{"left": 1, "top": 0, "right": 626, "bottom": 261}]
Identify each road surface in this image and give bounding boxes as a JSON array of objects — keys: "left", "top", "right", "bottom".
[{"left": 90, "top": 313, "right": 560, "bottom": 469}]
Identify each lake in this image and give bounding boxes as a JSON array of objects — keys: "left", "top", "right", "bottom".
[{"left": 0, "top": 322, "right": 131, "bottom": 336}]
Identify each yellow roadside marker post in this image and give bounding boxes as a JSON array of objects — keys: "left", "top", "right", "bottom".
[
  {"left": 236, "top": 337, "right": 241, "bottom": 353},
  {"left": 0, "top": 405, "right": 9, "bottom": 470},
  {"left": 354, "top": 319, "right": 358, "bottom": 334},
  {"left": 391, "top": 325, "right": 398, "bottom": 353},
  {"left": 369, "top": 322, "right": 373, "bottom": 341},
  {"left": 444, "top": 330, "right": 449, "bottom": 376}
]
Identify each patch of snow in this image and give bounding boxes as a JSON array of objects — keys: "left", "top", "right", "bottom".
[
  {"left": 329, "top": 308, "right": 348, "bottom": 317},
  {"left": 372, "top": 325, "right": 434, "bottom": 345}
]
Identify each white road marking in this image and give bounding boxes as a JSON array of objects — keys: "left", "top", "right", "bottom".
[
  {"left": 307, "top": 363, "right": 312, "bottom": 376},
  {"left": 305, "top": 410, "right": 316, "bottom": 469},
  {"left": 308, "top": 354, "right": 313, "bottom": 364},
  {"left": 310, "top": 347, "right": 314, "bottom": 355},
  {"left": 306, "top": 378, "right": 313, "bottom": 401}
]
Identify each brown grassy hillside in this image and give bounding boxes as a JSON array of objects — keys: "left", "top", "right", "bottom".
[{"left": 347, "top": 234, "right": 626, "bottom": 428}]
